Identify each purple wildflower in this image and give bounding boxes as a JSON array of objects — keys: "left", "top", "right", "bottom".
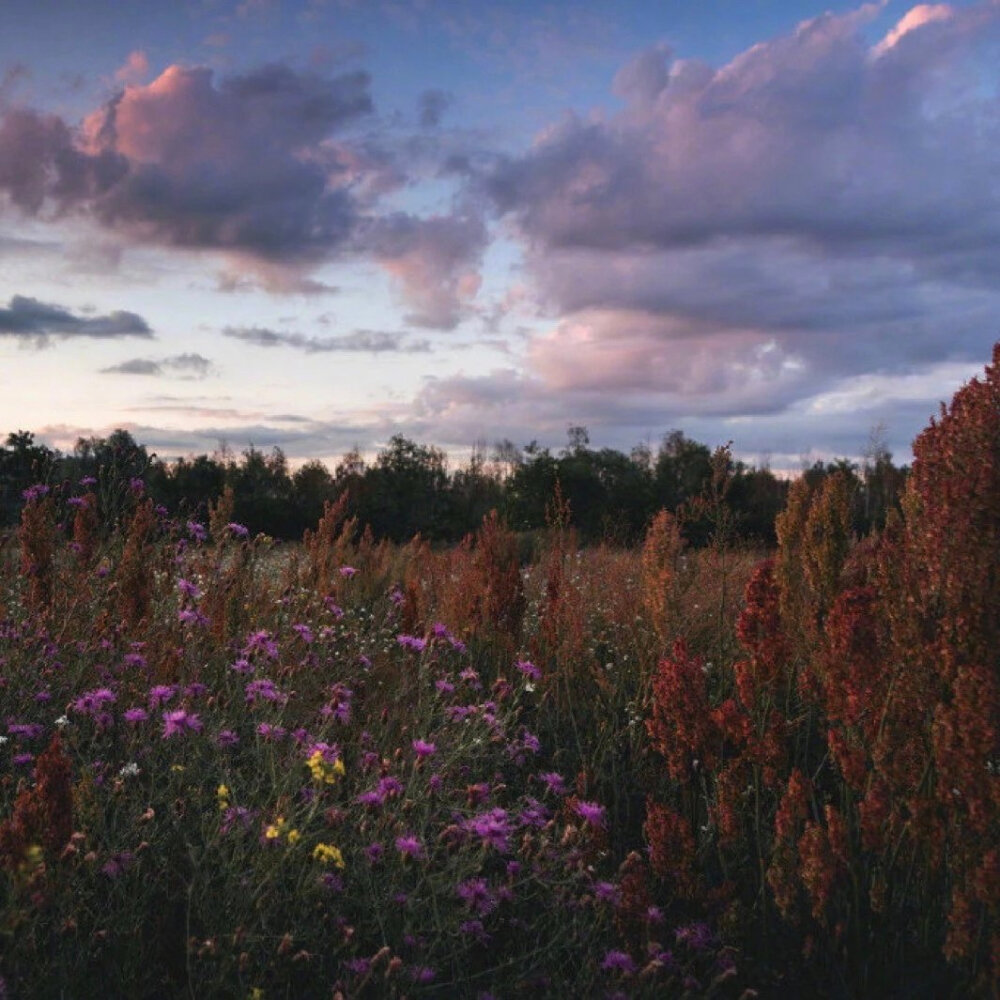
[
  {"left": 216, "top": 729, "right": 240, "bottom": 748},
  {"left": 243, "top": 630, "right": 279, "bottom": 660},
  {"left": 601, "top": 951, "right": 636, "bottom": 974},
  {"left": 364, "top": 842, "right": 384, "bottom": 864},
  {"left": 397, "top": 634, "right": 426, "bottom": 652},
  {"left": 574, "top": 800, "right": 607, "bottom": 829},
  {"left": 186, "top": 520, "right": 207, "bottom": 542},
  {"left": 675, "top": 922, "right": 715, "bottom": 952},
  {"left": 230, "top": 658, "right": 253, "bottom": 675},
  {"left": 255, "top": 722, "right": 286, "bottom": 741},
  {"left": 7, "top": 723, "right": 45, "bottom": 742},
  {"left": 412, "top": 738, "right": 436, "bottom": 759},
  {"left": 147, "top": 685, "right": 175, "bottom": 709},
  {"left": 462, "top": 808, "right": 513, "bottom": 852},
  {"left": 245, "top": 678, "right": 284, "bottom": 704},
  {"left": 516, "top": 659, "right": 541, "bottom": 680},
  {"left": 177, "top": 578, "right": 202, "bottom": 599},
  {"left": 227, "top": 522, "right": 249, "bottom": 539},
  {"left": 339, "top": 565, "right": 357, "bottom": 578},
  {"left": 395, "top": 834, "right": 424, "bottom": 859},
  {"left": 161, "top": 710, "right": 203, "bottom": 739},
  {"left": 538, "top": 771, "right": 567, "bottom": 796},
  {"left": 456, "top": 877, "right": 497, "bottom": 915},
  {"left": 123, "top": 707, "right": 149, "bottom": 724},
  {"left": 435, "top": 678, "right": 455, "bottom": 695},
  {"left": 292, "top": 623, "right": 314, "bottom": 643}
]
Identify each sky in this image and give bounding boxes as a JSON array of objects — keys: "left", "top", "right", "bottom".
[{"left": 1, "top": 0, "right": 999, "bottom": 471}]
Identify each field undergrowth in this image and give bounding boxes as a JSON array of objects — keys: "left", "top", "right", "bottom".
[{"left": 1, "top": 346, "right": 998, "bottom": 998}]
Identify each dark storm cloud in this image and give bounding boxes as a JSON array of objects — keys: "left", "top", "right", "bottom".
[{"left": 0, "top": 295, "right": 152, "bottom": 343}]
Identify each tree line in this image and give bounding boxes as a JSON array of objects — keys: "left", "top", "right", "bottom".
[{"left": 0, "top": 425, "right": 907, "bottom": 547}]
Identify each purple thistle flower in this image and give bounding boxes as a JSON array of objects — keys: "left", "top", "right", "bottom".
[
  {"left": 515, "top": 659, "right": 541, "bottom": 681},
  {"left": 323, "top": 596, "right": 344, "bottom": 618},
  {"left": 339, "top": 565, "right": 357, "bottom": 578},
  {"left": 245, "top": 678, "right": 284, "bottom": 704},
  {"left": 122, "top": 652, "right": 147, "bottom": 670},
  {"left": 256, "top": 722, "right": 286, "bottom": 741},
  {"left": 456, "top": 877, "right": 497, "bottom": 915},
  {"left": 409, "top": 966, "right": 436, "bottom": 985},
  {"left": 574, "top": 799, "right": 607, "bottom": 829},
  {"left": 216, "top": 729, "right": 240, "bottom": 748},
  {"left": 177, "top": 578, "right": 202, "bottom": 599},
  {"left": 435, "top": 678, "right": 455, "bottom": 695},
  {"left": 601, "top": 950, "right": 636, "bottom": 974},
  {"left": 178, "top": 608, "right": 210, "bottom": 627},
  {"left": 80, "top": 476, "right": 98, "bottom": 487},
  {"left": 161, "top": 710, "right": 202, "bottom": 739},
  {"left": 148, "top": 685, "right": 176, "bottom": 709},
  {"left": 230, "top": 657, "right": 253, "bottom": 675},
  {"left": 292, "top": 623, "right": 314, "bottom": 643},
  {"left": 7, "top": 723, "right": 45, "bottom": 741},
  {"left": 364, "top": 842, "right": 384, "bottom": 864},
  {"left": 243, "top": 629, "right": 279, "bottom": 659},
  {"left": 396, "top": 634, "right": 426, "bottom": 652},
  {"left": 22, "top": 483, "right": 49, "bottom": 502},
  {"left": 459, "top": 667, "right": 481, "bottom": 689},
  {"left": 538, "top": 771, "right": 567, "bottom": 796},
  {"left": 13, "top": 753, "right": 34, "bottom": 767},
  {"left": 395, "top": 834, "right": 424, "bottom": 859},
  {"left": 594, "top": 881, "right": 621, "bottom": 904},
  {"left": 186, "top": 520, "right": 207, "bottom": 542},
  {"left": 227, "top": 522, "right": 249, "bottom": 539},
  {"left": 675, "top": 921, "right": 715, "bottom": 952},
  {"left": 412, "top": 738, "right": 436, "bottom": 759},
  {"left": 462, "top": 808, "right": 513, "bottom": 853},
  {"left": 72, "top": 687, "right": 117, "bottom": 717},
  {"left": 123, "top": 707, "right": 149, "bottom": 724}
]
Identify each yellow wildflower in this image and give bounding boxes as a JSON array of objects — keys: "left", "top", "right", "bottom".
[
  {"left": 217, "top": 784, "right": 230, "bottom": 811},
  {"left": 312, "top": 842, "right": 345, "bottom": 869},
  {"left": 264, "top": 816, "right": 286, "bottom": 841},
  {"left": 286, "top": 829, "right": 301, "bottom": 846},
  {"left": 306, "top": 750, "right": 346, "bottom": 785}
]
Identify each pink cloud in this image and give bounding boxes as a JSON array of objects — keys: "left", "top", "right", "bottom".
[
  {"left": 873, "top": 4, "right": 954, "bottom": 54},
  {"left": 114, "top": 50, "right": 150, "bottom": 85}
]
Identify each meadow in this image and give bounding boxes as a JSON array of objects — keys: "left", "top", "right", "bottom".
[{"left": 0, "top": 346, "right": 997, "bottom": 998}]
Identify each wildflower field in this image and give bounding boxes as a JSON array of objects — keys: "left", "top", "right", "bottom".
[{"left": 1, "top": 347, "right": 998, "bottom": 999}]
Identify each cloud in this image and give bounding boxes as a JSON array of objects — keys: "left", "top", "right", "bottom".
[
  {"left": 101, "top": 353, "right": 215, "bottom": 378},
  {"left": 222, "top": 325, "right": 431, "bottom": 353},
  {"left": 474, "top": 2, "right": 1000, "bottom": 440},
  {"left": 114, "top": 50, "right": 150, "bottom": 85},
  {"left": 0, "top": 61, "right": 487, "bottom": 325},
  {"left": 873, "top": 3, "right": 954, "bottom": 54},
  {"left": 417, "top": 89, "right": 452, "bottom": 128},
  {"left": 364, "top": 212, "right": 487, "bottom": 328},
  {"left": 0, "top": 295, "right": 152, "bottom": 345}
]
